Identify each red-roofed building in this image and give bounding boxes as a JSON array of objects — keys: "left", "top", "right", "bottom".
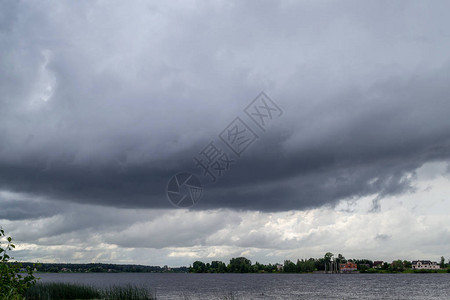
[
  {"left": 339, "top": 262, "right": 358, "bottom": 273},
  {"left": 373, "top": 261, "right": 384, "bottom": 268}
]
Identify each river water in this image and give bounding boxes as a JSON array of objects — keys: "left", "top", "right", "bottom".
[{"left": 37, "top": 272, "right": 450, "bottom": 299}]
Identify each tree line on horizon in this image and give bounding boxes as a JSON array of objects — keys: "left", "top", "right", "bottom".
[
  {"left": 19, "top": 262, "right": 189, "bottom": 273},
  {"left": 189, "top": 253, "right": 450, "bottom": 273}
]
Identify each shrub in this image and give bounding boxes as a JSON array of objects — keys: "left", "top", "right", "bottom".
[{"left": 0, "top": 228, "right": 38, "bottom": 299}]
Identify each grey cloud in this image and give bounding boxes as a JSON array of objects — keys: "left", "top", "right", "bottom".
[
  {"left": 375, "top": 234, "right": 391, "bottom": 241},
  {"left": 1, "top": 1, "right": 450, "bottom": 213},
  {"left": 104, "top": 210, "right": 242, "bottom": 249},
  {"left": 0, "top": 197, "right": 62, "bottom": 220}
]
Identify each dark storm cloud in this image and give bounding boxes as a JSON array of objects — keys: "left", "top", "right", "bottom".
[
  {"left": 198, "top": 68, "right": 450, "bottom": 210},
  {"left": 1, "top": 0, "right": 450, "bottom": 212},
  {"left": 0, "top": 196, "right": 62, "bottom": 220}
]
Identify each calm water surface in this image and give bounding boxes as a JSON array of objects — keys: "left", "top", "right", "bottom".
[{"left": 37, "top": 273, "right": 450, "bottom": 299}]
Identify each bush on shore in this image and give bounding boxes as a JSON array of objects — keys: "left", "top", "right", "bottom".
[{"left": 1, "top": 229, "right": 38, "bottom": 300}]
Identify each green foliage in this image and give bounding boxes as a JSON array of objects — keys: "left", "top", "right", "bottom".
[
  {"left": 323, "top": 252, "right": 334, "bottom": 264},
  {"left": 101, "top": 284, "right": 154, "bottom": 300},
  {"left": 413, "top": 269, "right": 439, "bottom": 273},
  {"left": 364, "top": 268, "right": 380, "bottom": 273},
  {"left": 188, "top": 253, "right": 444, "bottom": 274},
  {"left": 296, "top": 259, "right": 316, "bottom": 273},
  {"left": 357, "top": 264, "right": 369, "bottom": 273},
  {"left": 440, "top": 256, "right": 445, "bottom": 268},
  {"left": 336, "top": 254, "right": 346, "bottom": 265},
  {"left": 0, "top": 229, "right": 38, "bottom": 299},
  {"left": 403, "top": 260, "right": 412, "bottom": 269},
  {"left": 189, "top": 256, "right": 317, "bottom": 274},
  {"left": 24, "top": 282, "right": 154, "bottom": 300},
  {"left": 228, "top": 257, "right": 251, "bottom": 273},
  {"left": 353, "top": 259, "right": 373, "bottom": 267},
  {"left": 389, "top": 260, "right": 405, "bottom": 272},
  {"left": 24, "top": 282, "right": 101, "bottom": 299},
  {"left": 283, "top": 260, "right": 296, "bottom": 273},
  {"left": 191, "top": 261, "right": 206, "bottom": 273},
  {"left": 210, "top": 261, "right": 227, "bottom": 273},
  {"left": 27, "top": 262, "right": 184, "bottom": 273}
]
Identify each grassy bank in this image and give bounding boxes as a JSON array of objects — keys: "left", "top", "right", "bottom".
[
  {"left": 23, "top": 282, "right": 155, "bottom": 300},
  {"left": 360, "top": 268, "right": 450, "bottom": 274}
]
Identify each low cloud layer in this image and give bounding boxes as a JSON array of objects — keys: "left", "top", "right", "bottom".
[{"left": 4, "top": 162, "right": 450, "bottom": 266}]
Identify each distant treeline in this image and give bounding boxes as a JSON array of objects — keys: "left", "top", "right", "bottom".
[
  {"left": 189, "top": 253, "right": 450, "bottom": 273},
  {"left": 17, "top": 252, "right": 449, "bottom": 274},
  {"left": 189, "top": 255, "right": 370, "bottom": 273},
  {"left": 20, "top": 262, "right": 188, "bottom": 273}
]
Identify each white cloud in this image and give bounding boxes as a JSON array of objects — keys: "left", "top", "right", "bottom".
[{"left": 2, "top": 162, "right": 448, "bottom": 266}]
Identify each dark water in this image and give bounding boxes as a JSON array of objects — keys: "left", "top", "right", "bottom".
[{"left": 37, "top": 273, "right": 450, "bottom": 299}]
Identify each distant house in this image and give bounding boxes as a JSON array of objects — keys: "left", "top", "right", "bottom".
[
  {"left": 60, "top": 268, "right": 71, "bottom": 272},
  {"left": 373, "top": 261, "right": 383, "bottom": 268},
  {"left": 412, "top": 260, "right": 440, "bottom": 270},
  {"left": 276, "top": 263, "right": 283, "bottom": 271},
  {"left": 339, "top": 262, "right": 358, "bottom": 273}
]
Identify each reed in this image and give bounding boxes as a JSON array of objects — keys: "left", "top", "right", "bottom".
[{"left": 23, "top": 282, "right": 155, "bottom": 300}]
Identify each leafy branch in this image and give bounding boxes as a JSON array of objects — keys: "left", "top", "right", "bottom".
[{"left": 0, "top": 228, "right": 39, "bottom": 299}]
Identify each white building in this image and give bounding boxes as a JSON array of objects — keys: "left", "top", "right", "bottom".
[
  {"left": 276, "top": 263, "right": 283, "bottom": 271},
  {"left": 411, "top": 260, "right": 440, "bottom": 270}
]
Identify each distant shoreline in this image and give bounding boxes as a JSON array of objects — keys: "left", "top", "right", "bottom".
[
  {"left": 33, "top": 270, "right": 450, "bottom": 274},
  {"left": 19, "top": 261, "right": 450, "bottom": 274}
]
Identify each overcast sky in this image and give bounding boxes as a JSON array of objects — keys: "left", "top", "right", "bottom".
[{"left": 1, "top": 0, "right": 449, "bottom": 266}]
